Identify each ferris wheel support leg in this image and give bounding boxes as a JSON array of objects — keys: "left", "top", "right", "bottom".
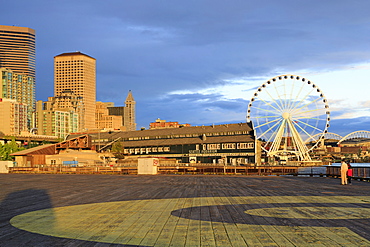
[
  {"left": 268, "top": 119, "right": 286, "bottom": 155},
  {"left": 287, "top": 120, "right": 312, "bottom": 161}
]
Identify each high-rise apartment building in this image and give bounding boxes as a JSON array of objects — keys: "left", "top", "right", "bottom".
[
  {"left": 35, "top": 100, "right": 78, "bottom": 139},
  {"left": 0, "top": 25, "right": 36, "bottom": 128},
  {"left": 0, "top": 68, "right": 35, "bottom": 127},
  {"left": 35, "top": 90, "right": 82, "bottom": 138},
  {"left": 0, "top": 98, "right": 28, "bottom": 135},
  {"left": 54, "top": 52, "right": 96, "bottom": 131}
]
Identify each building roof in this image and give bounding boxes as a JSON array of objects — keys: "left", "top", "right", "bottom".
[
  {"left": 0, "top": 25, "right": 35, "bottom": 34},
  {"left": 125, "top": 90, "right": 135, "bottom": 102},
  {"left": 68, "top": 122, "right": 254, "bottom": 147},
  {"left": 10, "top": 144, "right": 56, "bottom": 156},
  {"left": 54, "top": 51, "right": 96, "bottom": 60}
]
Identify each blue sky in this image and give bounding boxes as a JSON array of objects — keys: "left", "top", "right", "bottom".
[{"left": 1, "top": 0, "right": 370, "bottom": 136}]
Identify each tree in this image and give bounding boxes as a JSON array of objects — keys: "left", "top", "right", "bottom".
[
  {"left": 111, "top": 141, "right": 124, "bottom": 158},
  {"left": 0, "top": 139, "right": 25, "bottom": 161}
]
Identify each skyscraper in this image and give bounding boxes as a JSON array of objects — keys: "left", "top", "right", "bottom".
[
  {"left": 107, "top": 91, "right": 137, "bottom": 131},
  {"left": 124, "top": 90, "right": 136, "bottom": 131},
  {"left": 54, "top": 52, "right": 96, "bottom": 131},
  {"left": 0, "top": 25, "right": 36, "bottom": 78},
  {"left": 0, "top": 25, "right": 36, "bottom": 128}
]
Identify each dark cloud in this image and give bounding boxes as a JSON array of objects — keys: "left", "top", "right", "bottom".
[{"left": 1, "top": 1, "right": 370, "bottom": 128}]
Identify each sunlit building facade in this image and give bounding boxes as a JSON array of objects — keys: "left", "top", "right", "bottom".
[
  {"left": 107, "top": 91, "right": 137, "bottom": 131},
  {"left": 149, "top": 118, "right": 191, "bottom": 129},
  {"left": 0, "top": 25, "right": 36, "bottom": 78},
  {"left": 96, "top": 101, "right": 122, "bottom": 130},
  {"left": 36, "top": 100, "right": 79, "bottom": 139},
  {"left": 0, "top": 98, "right": 28, "bottom": 135},
  {"left": 54, "top": 52, "right": 96, "bottom": 131},
  {"left": 0, "top": 68, "right": 35, "bottom": 127},
  {"left": 0, "top": 25, "right": 36, "bottom": 128}
]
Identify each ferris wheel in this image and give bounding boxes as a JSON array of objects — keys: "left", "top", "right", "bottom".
[{"left": 247, "top": 74, "right": 330, "bottom": 161}]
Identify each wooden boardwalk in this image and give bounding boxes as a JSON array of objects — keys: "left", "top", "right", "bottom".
[{"left": 1, "top": 174, "right": 370, "bottom": 246}]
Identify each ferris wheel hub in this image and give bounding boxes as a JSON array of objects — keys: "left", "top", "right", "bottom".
[{"left": 282, "top": 112, "right": 291, "bottom": 119}]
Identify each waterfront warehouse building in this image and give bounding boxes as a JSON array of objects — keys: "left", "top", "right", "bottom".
[{"left": 68, "top": 122, "right": 257, "bottom": 164}]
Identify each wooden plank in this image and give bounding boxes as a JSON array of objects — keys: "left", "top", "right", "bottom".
[{"left": 2, "top": 174, "right": 370, "bottom": 246}]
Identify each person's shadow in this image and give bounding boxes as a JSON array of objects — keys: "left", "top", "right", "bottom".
[
  {"left": 0, "top": 189, "right": 60, "bottom": 246},
  {"left": 0, "top": 189, "right": 146, "bottom": 246}
]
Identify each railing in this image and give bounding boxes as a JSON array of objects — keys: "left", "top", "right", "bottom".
[
  {"left": 8, "top": 164, "right": 370, "bottom": 179},
  {"left": 326, "top": 166, "right": 370, "bottom": 181},
  {"left": 9, "top": 166, "right": 137, "bottom": 175}
]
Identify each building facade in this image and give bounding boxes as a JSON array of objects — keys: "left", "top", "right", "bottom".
[
  {"left": 0, "top": 25, "right": 36, "bottom": 79},
  {"left": 54, "top": 52, "right": 96, "bottom": 131},
  {"left": 35, "top": 100, "right": 79, "bottom": 139},
  {"left": 0, "top": 68, "right": 35, "bottom": 127},
  {"left": 0, "top": 98, "right": 28, "bottom": 135},
  {"left": 96, "top": 101, "right": 122, "bottom": 130},
  {"left": 149, "top": 118, "right": 191, "bottom": 129},
  {"left": 68, "top": 122, "right": 257, "bottom": 164},
  {"left": 107, "top": 90, "right": 137, "bottom": 131},
  {"left": 123, "top": 90, "right": 136, "bottom": 131},
  {"left": 0, "top": 25, "right": 36, "bottom": 128}
]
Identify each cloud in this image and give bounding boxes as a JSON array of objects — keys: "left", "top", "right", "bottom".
[
  {"left": 2, "top": 0, "right": 370, "bottom": 130},
  {"left": 329, "top": 117, "right": 370, "bottom": 137}
]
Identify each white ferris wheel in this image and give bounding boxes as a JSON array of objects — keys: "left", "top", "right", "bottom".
[{"left": 247, "top": 74, "right": 330, "bottom": 161}]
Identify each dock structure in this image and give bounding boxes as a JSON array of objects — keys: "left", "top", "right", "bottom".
[{"left": 1, "top": 174, "right": 370, "bottom": 246}]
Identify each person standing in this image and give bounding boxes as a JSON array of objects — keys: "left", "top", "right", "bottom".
[
  {"left": 340, "top": 160, "right": 348, "bottom": 185},
  {"left": 347, "top": 163, "right": 353, "bottom": 185}
]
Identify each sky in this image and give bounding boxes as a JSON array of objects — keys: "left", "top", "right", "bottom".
[{"left": 1, "top": 0, "right": 370, "bottom": 137}]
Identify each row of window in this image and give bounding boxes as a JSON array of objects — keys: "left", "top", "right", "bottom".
[
  {"left": 127, "top": 131, "right": 250, "bottom": 141},
  {"left": 124, "top": 146, "right": 171, "bottom": 154}
]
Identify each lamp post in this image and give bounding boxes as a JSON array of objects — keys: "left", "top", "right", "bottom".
[{"left": 98, "top": 131, "right": 101, "bottom": 152}]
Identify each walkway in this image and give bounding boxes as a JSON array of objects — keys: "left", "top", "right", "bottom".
[{"left": 0, "top": 174, "right": 369, "bottom": 246}]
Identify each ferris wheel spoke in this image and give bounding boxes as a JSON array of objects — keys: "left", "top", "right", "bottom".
[
  {"left": 289, "top": 87, "right": 315, "bottom": 112},
  {"left": 293, "top": 121, "right": 322, "bottom": 143},
  {"left": 268, "top": 119, "right": 284, "bottom": 153},
  {"left": 283, "top": 79, "right": 288, "bottom": 110},
  {"left": 294, "top": 119, "right": 324, "bottom": 132},
  {"left": 254, "top": 115, "right": 281, "bottom": 121},
  {"left": 287, "top": 121, "right": 311, "bottom": 160},
  {"left": 292, "top": 107, "right": 324, "bottom": 117},
  {"left": 254, "top": 117, "right": 282, "bottom": 132},
  {"left": 264, "top": 90, "right": 285, "bottom": 112},
  {"left": 273, "top": 83, "right": 287, "bottom": 110},
  {"left": 291, "top": 96, "right": 322, "bottom": 114},
  {"left": 287, "top": 79, "right": 297, "bottom": 110},
  {"left": 289, "top": 80, "right": 306, "bottom": 111},
  {"left": 256, "top": 97, "right": 284, "bottom": 113},
  {"left": 252, "top": 105, "right": 281, "bottom": 116},
  {"left": 293, "top": 117, "right": 321, "bottom": 121},
  {"left": 256, "top": 118, "right": 283, "bottom": 139}
]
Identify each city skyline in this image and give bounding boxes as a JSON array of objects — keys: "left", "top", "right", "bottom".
[{"left": 1, "top": 1, "right": 370, "bottom": 136}]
